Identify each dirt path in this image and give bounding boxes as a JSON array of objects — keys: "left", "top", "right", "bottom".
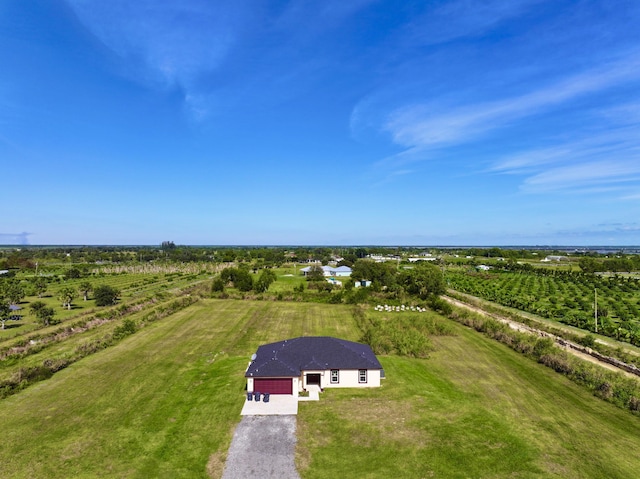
[{"left": 443, "top": 295, "right": 640, "bottom": 380}]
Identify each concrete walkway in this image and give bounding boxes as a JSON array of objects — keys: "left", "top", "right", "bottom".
[
  {"left": 221, "top": 415, "right": 301, "bottom": 479},
  {"left": 297, "top": 385, "right": 321, "bottom": 401},
  {"left": 240, "top": 394, "right": 299, "bottom": 415}
]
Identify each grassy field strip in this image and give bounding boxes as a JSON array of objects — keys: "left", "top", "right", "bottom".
[
  {"left": 2, "top": 300, "right": 640, "bottom": 478},
  {"left": 0, "top": 297, "right": 188, "bottom": 381},
  {"left": 297, "top": 319, "right": 640, "bottom": 478},
  {"left": 0, "top": 300, "right": 360, "bottom": 478}
]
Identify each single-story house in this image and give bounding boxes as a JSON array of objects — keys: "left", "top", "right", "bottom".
[
  {"left": 300, "top": 265, "right": 352, "bottom": 277},
  {"left": 245, "top": 336, "right": 384, "bottom": 396}
]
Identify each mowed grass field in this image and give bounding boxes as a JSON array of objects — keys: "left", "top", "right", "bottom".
[{"left": 1, "top": 299, "right": 639, "bottom": 478}]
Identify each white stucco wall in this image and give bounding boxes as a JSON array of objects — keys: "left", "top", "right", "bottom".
[
  {"left": 247, "top": 370, "right": 381, "bottom": 396},
  {"left": 300, "top": 369, "right": 381, "bottom": 390}
]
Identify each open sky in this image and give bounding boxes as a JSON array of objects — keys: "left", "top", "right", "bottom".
[{"left": 2, "top": 0, "right": 640, "bottom": 246}]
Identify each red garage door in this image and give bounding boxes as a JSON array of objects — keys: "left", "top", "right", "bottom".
[{"left": 254, "top": 378, "right": 293, "bottom": 395}]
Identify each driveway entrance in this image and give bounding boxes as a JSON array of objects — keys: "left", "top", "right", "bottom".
[{"left": 221, "top": 416, "right": 301, "bottom": 479}]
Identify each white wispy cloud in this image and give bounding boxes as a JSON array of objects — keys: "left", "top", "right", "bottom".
[
  {"left": 491, "top": 126, "right": 640, "bottom": 172},
  {"left": 384, "top": 53, "right": 640, "bottom": 153},
  {"left": 66, "top": 0, "right": 251, "bottom": 118},
  {"left": 521, "top": 159, "right": 640, "bottom": 193}
]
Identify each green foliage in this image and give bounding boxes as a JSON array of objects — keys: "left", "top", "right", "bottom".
[
  {"left": 64, "top": 268, "right": 82, "bottom": 279},
  {"left": 211, "top": 276, "right": 225, "bottom": 293},
  {"left": 31, "top": 277, "right": 48, "bottom": 298},
  {"left": 351, "top": 259, "right": 397, "bottom": 289},
  {"left": 113, "top": 319, "right": 137, "bottom": 340},
  {"left": 58, "top": 287, "right": 76, "bottom": 310},
  {"left": 305, "top": 264, "right": 325, "bottom": 282},
  {"left": 0, "top": 302, "right": 11, "bottom": 330},
  {"left": 0, "top": 279, "right": 25, "bottom": 305},
  {"left": 94, "top": 285, "right": 120, "bottom": 306},
  {"left": 579, "top": 257, "right": 603, "bottom": 273},
  {"left": 29, "top": 300, "right": 46, "bottom": 316},
  {"left": 361, "top": 312, "right": 454, "bottom": 358},
  {"left": 220, "top": 267, "right": 254, "bottom": 291},
  {"left": 398, "top": 263, "right": 445, "bottom": 299},
  {"left": 160, "top": 240, "right": 176, "bottom": 250},
  {"left": 447, "top": 268, "right": 640, "bottom": 344},
  {"left": 35, "top": 306, "right": 57, "bottom": 326},
  {"left": 78, "top": 280, "right": 93, "bottom": 300},
  {"left": 254, "top": 269, "right": 277, "bottom": 293},
  {"left": 427, "top": 295, "right": 453, "bottom": 315},
  {"left": 580, "top": 334, "right": 597, "bottom": 348}
]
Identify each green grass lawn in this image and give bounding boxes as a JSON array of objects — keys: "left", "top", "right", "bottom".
[
  {"left": 1, "top": 299, "right": 639, "bottom": 478},
  {"left": 0, "top": 300, "right": 358, "bottom": 478},
  {"left": 297, "top": 320, "right": 640, "bottom": 478}
]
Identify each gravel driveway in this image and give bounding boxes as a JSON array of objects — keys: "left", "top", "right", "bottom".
[{"left": 221, "top": 415, "right": 301, "bottom": 479}]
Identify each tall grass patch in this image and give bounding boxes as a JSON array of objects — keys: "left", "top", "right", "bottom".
[{"left": 361, "top": 310, "right": 455, "bottom": 358}]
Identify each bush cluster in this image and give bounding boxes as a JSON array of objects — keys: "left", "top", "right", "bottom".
[{"left": 360, "top": 311, "right": 455, "bottom": 358}]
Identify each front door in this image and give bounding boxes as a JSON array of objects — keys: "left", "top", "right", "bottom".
[{"left": 306, "top": 373, "right": 321, "bottom": 386}]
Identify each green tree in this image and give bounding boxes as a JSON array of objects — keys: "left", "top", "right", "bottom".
[
  {"left": 579, "top": 257, "right": 602, "bottom": 273},
  {"left": 235, "top": 270, "right": 254, "bottom": 292},
  {"left": 211, "top": 277, "right": 225, "bottom": 293},
  {"left": 254, "top": 269, "right": 277, "bottom": 293},
  {"left": 35, "top": 306, "right": 56, "bottom": 326},
  {"left": 94, "top": 285, "right": 120, "bottom": 306},
  {"left": 398, "top": 263, "right": 445, "bottom": 299},
  {"left": 32, "top": 277, "right": 48, "bottom": 298},
  {"left": 161, "top": 241, "right": 176, "bottom": 250},
  {"left": 65, "top": 268, "right": 82, "bottom": 279},
  {"left": 351, "top": 260, "right": 397, "bottom": 289},
  {"left": 1, "top": 280, "right": 25, "bottom": 305},
  {"left": 305, "top": 265, "right": 325, "bottom": 282},
  {"left": 29, "top": 300, "right": 47, "bottom": 317},
  {"left": 59, "top": 287, "right": 76, "bottom": 310},
  {"left": 220, "top": 267, "right": 254, "bottom": 291},
  {"left": 0, "top": 301, "right": 11, "bottom": 330},
  {"left": 78, "top": 281, "right": 93, "bottom": 301}
]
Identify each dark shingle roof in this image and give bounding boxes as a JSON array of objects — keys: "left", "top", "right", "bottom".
[{"left": 245, "top": 336, "right": 382, "bottom": 378}]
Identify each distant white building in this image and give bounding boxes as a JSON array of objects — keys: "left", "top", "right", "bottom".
[
  {"left": 300, "top": 265, "right": 352, "bottom": 277},
  {"left": 542, "top": 255, "right": 568, "bottom": 262}
]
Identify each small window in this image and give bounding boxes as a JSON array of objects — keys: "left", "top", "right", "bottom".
[
  {"left": 358, "top": 369, "right": 367, "bottom": 383},
  {"left": 330, "top": 369, "right": 339, "bottom": 384}
]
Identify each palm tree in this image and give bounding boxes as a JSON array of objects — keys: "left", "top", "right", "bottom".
[
  {"left": 59, "top": 287, "right": 76, "bottom": 310},
  {"left": 78, "top": 281, "right": 93, "bottom": 301}
]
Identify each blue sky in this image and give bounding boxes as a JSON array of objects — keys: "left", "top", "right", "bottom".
[{"left": 2, "top": 0, "right": 640, "bottom": 246}]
